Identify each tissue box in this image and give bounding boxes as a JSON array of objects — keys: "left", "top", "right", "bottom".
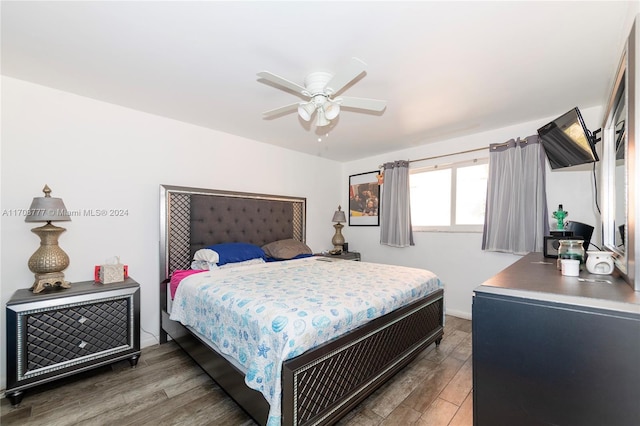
[{"left": 95, "top": 265, "right": 129, "bottom": 284}]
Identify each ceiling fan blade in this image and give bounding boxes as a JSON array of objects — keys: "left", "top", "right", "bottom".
[
  {"left": 337, "top": 96, "right": 387, "bottom": 112},
  {"left": 262, "top": 103, "right": 299, "bottom": 118},
  {"left": 257, "top": 71, "right": 309, "bottom": 96},
  {"left": 324, "top": 57, "right": 367, "bottom": 96}
]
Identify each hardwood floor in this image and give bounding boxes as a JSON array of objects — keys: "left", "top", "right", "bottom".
[{"left": 1, "top": 315, "right": 472, "bottom": 426}]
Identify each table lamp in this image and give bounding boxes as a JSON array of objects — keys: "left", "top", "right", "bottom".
[
  {"left": 331, "top": 205, "right": 346, "bottom": 250},
  {"left": 25, "top": 185, "right": 71, "bottom": 293}
]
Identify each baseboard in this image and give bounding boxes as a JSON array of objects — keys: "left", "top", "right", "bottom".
[
  {"left": 445, "top": 309, "right": 472, "bottom": 320},
  {"left": 141, "top": 334, "right": 159, "bottom": 348}
]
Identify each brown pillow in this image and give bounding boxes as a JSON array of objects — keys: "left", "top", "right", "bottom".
[{"left": 262, "top": 239, "right": 312, "bottom": 260}]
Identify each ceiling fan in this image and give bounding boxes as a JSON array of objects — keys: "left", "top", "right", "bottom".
[{"left": 258, "top": 57, "right": 387, "bottom": 127}]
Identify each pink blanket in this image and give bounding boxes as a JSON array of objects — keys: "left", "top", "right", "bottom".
[{"left": 169, "top": 269, "right": 205, "bottom": 299}]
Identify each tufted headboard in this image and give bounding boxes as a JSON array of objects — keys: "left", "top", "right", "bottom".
[{"left": 159, "top": 185, "right": 306, "bottom": 280}]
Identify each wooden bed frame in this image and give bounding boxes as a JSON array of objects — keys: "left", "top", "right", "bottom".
[{"left": 159, "top": 184, "right": 444, "bottom": 425}]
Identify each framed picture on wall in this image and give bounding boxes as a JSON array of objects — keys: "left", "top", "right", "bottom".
[{"left": 349, "top": 171, "right": 381, "bottom": 226}]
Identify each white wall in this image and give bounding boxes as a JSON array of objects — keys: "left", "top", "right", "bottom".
[
  {"left": 0, "top": 77, "right": 342, "bottom": 390},
  {"left": 341, "top": 106, "right": 604, "bottom": 319}
]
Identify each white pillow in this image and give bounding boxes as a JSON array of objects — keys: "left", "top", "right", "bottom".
[
  {"left": 191, "top": 249, "right": 220, "bottom": 270},
  {"left": 191, "top": 260, "right": 219, "bottom": 271},
  {"left": 191, "top": 256, "right": 265, "bottom": 271},
  {"left": 193, "top": 248, "right": 220, "bottom": 263}
]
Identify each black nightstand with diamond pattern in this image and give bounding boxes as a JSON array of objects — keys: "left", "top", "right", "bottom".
[{"left": 5, "top": 278, "right": 140, "bottom": 406}]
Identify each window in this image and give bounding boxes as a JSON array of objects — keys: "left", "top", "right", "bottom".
[{"left": 410, "top": 159, "right": 488, "bottom": 232}]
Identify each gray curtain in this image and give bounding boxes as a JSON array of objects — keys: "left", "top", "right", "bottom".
[
  {"left": 482, "top": 136, "right": 549, "bottom": 254},
  {"left": 380, "top": 160, "right": 414, "bottom": 247}
]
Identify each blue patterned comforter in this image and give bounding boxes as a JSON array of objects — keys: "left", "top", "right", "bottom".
[{"left": 170, "top": 257, "right": 442, "bottom": 425}]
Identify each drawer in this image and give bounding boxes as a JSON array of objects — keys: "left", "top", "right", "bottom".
[{"left": 25, "top": 298, "right": 130, "bottom": 373}]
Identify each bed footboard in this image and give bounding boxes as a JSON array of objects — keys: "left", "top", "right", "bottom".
[{"left": 282, "top": 288, "right": 444, "bottom": 425}]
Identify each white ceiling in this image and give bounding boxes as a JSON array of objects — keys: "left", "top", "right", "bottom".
[{"left": 2, "top": 1, "right": 637, "bottom": 162}]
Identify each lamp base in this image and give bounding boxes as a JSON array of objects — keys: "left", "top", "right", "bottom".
[
  {"left": 332, "top": 222, "right": 345, "bottom": 250},
  {"left": 31, "top": 272, "right": 70, "bottom": 294},
  {"left": 28, "top": 222, "right": 71, "bottom": 293}
]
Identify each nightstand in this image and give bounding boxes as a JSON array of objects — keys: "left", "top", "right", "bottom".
[
  {"left": 315, "top": 251, "right": 361, "bottom": 261},
  {"left": 5, "top": 278, "right": 141, "bottom": 406}
]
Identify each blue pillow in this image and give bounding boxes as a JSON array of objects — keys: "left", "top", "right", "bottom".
[{"left": 204, "top": 242, "right": 266, "bottom": 266}]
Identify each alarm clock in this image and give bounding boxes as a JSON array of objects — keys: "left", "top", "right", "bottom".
[{"left": 585, "top": 251, "right": 614, "bottom": 275}]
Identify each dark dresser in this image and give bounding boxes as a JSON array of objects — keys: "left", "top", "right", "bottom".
[
  {"left": 472, "top": 253, "right": 640, "bottom": 426},
  {"left": 5, "top": 278, "right": 141, "bottom": 406}
]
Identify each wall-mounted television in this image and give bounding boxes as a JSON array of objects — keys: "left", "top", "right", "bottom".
[{"left": 537, "top": 107, "right": 599, "bottom": 169}]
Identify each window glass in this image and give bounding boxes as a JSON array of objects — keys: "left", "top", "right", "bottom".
[
  {"left": 410, "top": 169, "right": 451, "bottom": 226},
  {"left": 410, "top": 159, "right": 488, "bottom": 232}
]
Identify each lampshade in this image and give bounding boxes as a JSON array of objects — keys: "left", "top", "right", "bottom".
[
  {"left": 25, "top": 185, "right": 71, "bottom": 223},
  {"left": 324, "top": 100, "right": 340, "bottom": 120},
  {"left": 332, "top": 205, "right": 346, "bottom": 223},
  {"left": 298, "top": 102, "right": 316, "bottom": 121},
  {"left": 316, "top": 108, "right": 330, "bottom": 127}
]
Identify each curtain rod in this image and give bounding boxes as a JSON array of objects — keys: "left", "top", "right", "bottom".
[
  {"left": 379, "top": 137, "right": 530, "bottom": 168},
  {"left": 378, "top": 146, "right": 485, "bottom": 169},
  {"left": 408, "top": 146, "right": 486, "bottom": 164}
]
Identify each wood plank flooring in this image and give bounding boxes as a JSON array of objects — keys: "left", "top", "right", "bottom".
[{"left": 1, "top": 315, "right": 472, "bottom": 426}]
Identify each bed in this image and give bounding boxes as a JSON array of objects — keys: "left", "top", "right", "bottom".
[{"left": 159, "top": 184, "right": 444, "bottom": 426}]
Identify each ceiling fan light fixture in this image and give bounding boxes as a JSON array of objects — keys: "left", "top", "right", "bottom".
[
  {"left": 324, "top": 100, "right": 340, "bottom": 120},
  {"left": 316, "top": 108, "right": 330, "bottom": 127},
  {"left": 298, "top": 102, "right": 316, "bottom": 121},
  {"left": 260, "top": 58, "right": 386, "bottom": 131}
]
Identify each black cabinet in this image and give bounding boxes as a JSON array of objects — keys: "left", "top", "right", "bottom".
[
  {"left": 472, "top": 253, "right": 640, "bottom": 426},
  {"left": 5, "top": 278, "right": 141, "bottom": 406}
]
